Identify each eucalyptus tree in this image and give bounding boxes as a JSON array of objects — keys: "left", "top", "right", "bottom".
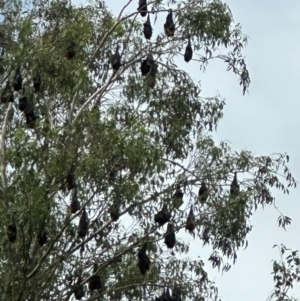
[{"left": 0, "top": 0, "right": 297, "bottom": 300}]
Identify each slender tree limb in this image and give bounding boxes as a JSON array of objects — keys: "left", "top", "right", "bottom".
[
  {"left": 117, "top": 0, "right": 133, "bottom": 21},
  {"left": 0, "top": 102, "right": 12, "bottom": 208},
  {"left": 73, "top": 49, "right": 141, "bottom": 122},
  {"left": 26, "top": 210, "right": 81, "bottom": 279}
]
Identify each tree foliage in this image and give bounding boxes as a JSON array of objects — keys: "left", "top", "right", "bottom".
[{"left": 0, "top": 0, "right": 298, "bottom": 300}]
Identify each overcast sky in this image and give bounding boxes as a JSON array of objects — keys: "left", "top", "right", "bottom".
[
  {"left": 200, "top": 1, "right": 300, "bottom": 300},
  {"left": 107, "top": 1, "right": 300, "bottom": 300}
]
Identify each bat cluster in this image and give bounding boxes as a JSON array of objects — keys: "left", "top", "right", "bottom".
[
  {"left": 154, "top": 205, "right": 171, "bottom": 226},
  {"left": 230, "top": 172, "right": 240, "bottom": 196},
  {"left": 185, "top": 206, "right": 195, "bottom": 233},
  {"left": 0, "top": 37, "right": 73, "bottom": 129},
  {"left": 164, "top": 223, "right": 176, "bottom": 249},
  {"left": 108, "top": 0, "right": 194, "bottom": 91},
  {"left": 70, "top": 187, "right": 80, "bottom": 214},
  {"left": 66, "top": 174, "right": 98, "bottom": 300},
  {"left": 137, "top": 243, "right": 151, "bottom": 275},
  {"left": 137, "top": 1, "right": 193, "bottom": 62},
  {"left": 0, "top": 3, "right": 241, "bottom": 297},
  {"left": 110, "top": 42, "right": 121, "bottom": 72},
  {"left": 155, "top": 288, "right": 171, "bottom": 301},
  {"left": 146, "top": 173, "right": 240, "bottom": 273},
  {"left": 155, "top": 286, "right": 182, "bottom": 301},
  {"left": 66, "top": 41, "right": 76, "bottom": 60},
  {"left": 74, "top": 276, "right": 85, "bottom": 300},
  {"left": 109, "top": 204, "right": 120, "bottom": 222},
  {"left": 198, "top": 181, "right": 208, "bottom": 204},
  {"left": 89, "top": 264, "right": 101, "bottom": 291},
  {"left": 37, "top": 229, "right": 49, "bottom": 246},
  {"left": 7, "top": 221, "right": 48, "bottom": 247},
  {"left": 0, "top": 63, "right": 41, "bottom": 128},
  {"left": 65, "top": 174, "right": 90, "bottom": 239},
  {"left": 73, "top": 264, "right": 102, "bottom": 299},
  {"left": 65, "top": 173, "right": 101, "bottom": 300},
  {"left": 7, "top": 222, "right": 17, "bottom": 243},
  {"left": 5, "top": 171, "right": 240, "bottom": 297}
]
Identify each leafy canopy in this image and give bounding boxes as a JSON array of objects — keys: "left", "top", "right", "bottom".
[{"left": 0, "top": 0, "right": 298, "bottom": 300}]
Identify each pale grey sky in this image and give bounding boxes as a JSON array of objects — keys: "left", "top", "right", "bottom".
[
  {"left": 198, "top": 1, "right": 300, "bottom": 300},
  {"left": 107, "top": 1, "right": 300, "bottom": 300}
]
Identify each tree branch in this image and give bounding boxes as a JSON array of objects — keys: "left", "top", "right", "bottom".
[{"left": 0, "top": 102, "right": 12, "bottom": 208}]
